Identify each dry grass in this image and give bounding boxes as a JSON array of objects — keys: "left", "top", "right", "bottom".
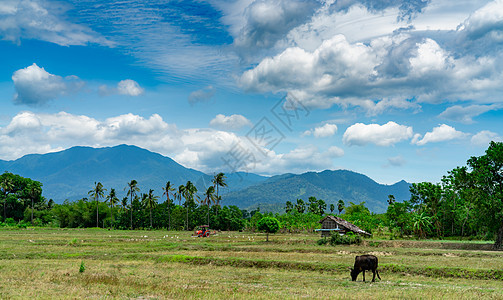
[{"left": 0, "top": 228, "right": 502, "bottom": 299}]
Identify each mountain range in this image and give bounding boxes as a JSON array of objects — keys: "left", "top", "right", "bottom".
[{"left": 0, "top": 144, "right": 411, "bottom": 213}]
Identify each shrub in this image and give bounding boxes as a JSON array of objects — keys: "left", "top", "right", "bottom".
[
  {"left": 329, "top": 232, "right": 362, "bottom": 245},
  {"left": 79, "top": 261, "right": 85, "bottom": 273}
]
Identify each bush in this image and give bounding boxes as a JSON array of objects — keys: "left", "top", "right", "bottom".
[
  {"left": 317, "top": 237, "right": 328, "bottom": 245},
  {"left": 329, "top": 232, "right": 362, "bottom": 245}
]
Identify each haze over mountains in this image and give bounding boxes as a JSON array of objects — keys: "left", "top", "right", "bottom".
[{"left": 0, "top": 145, "right": 411, "bottom": 213}]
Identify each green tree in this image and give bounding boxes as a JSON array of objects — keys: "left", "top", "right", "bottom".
[
  {"left": 285, "top": 201, "right": 294, "bottom": 214},
  {"left": 203, "top": 186, "right": 216, "bottom": 226},
  {"left": 330, "top": 203, "right": 335, "bottom": 214},
  {"left": 412, "top": 211, "right": 432, "bottom": 239},
  {"left": 0, "top": 173, "right": 14, "bottom": 221},
  {"left": 386, "top": 200, "right": 413, "bottom": 236},
  {"left": 257, "top": 216, "right": 280, "bottom": 242},
  {"left": 126, "top": 180, "right": 140, "bottom": 230},
  {"left": 183, "top": 181, "right": 198, "bottom": 230},
  {"left": 212, "top": 172, "right": 227, "bottom": 209},
  {"left": 88, "top": 182, "right": 106, "bottom": 228},
  {"left": 27, "top": 181, "right": 42, "bottom": 225},
  {"left": 410, "top": 182, "right": 443, "bottom": 237},
  {"left": 337, "top": 200, "right": 345, "bottom": 215},
  {"left": 308, "top": 196, "right": 319, "bottom": 214},
  {"left": 467, "top": 141, "right": 503, "bottom": 249},
  {"left": 162, "top": 181, "right": 175, "bottom": 230},
  {"left": 144, "top": 189, "right": 159, "bottom": 228},
  {"left": 295, "top": 199, "right": 305, "bottom": 214},
  {"left": 107, "top": 188, "right": 119, "bottom": 230},
  {"left": 317, "top": 199, "right": 327, "bottom": 215}
]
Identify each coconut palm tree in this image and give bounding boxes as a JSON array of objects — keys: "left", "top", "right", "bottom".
[
  {"left": 107, "top": 188, "right": 119, "bottom": 230},
  {"left": 27, "top": 181, "right": 42, "bottom": 225},
  {"left": 337, "top": 199, "right": 345, "bottom": 215},
  {"left": 177, "top": 185, "right": 185, "bottom": 206},
  {"left": 162, "top": 181, "right": 175, "bottom": 230},
  {"left": 144, "top": 189, "right": 159, "bottom": 228},
  {"left": 203, "top": 186, "right": 216, "bottom": 226},
  {"left": 88, "top": 182, "right": 106, "bottom": 228},
  {"left": 126, "top": 180, "right": 140, "bottom": 230},
  {"left": 212, "top": 172, "right": 227, "bottom": 208},
  {"left": 183, "top": 181, "right": 197, "bottom": 230}
]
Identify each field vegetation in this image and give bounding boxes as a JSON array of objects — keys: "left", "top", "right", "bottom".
[{"left": 1, "top": 228, "right": 502, "bottom": 299}]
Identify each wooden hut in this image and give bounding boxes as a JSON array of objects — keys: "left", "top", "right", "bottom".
[{"left": 317, "top": 215, "right": 371, "bottom": 237}]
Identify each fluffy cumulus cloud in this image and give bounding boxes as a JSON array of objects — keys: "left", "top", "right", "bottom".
[
  {"left": 209, "top": 114, "right": 252, "bottom": 131},
  {"left": 250, "top": 145, "right": 344, "bottom": 174},
  {"left": 458, "top": 0, "right": 503, "bottom": 43},
  {"left": 12, "top": 63, "right": 83, "bottom": 106},
  {"left": 234, "top": 0, "right": 319, "bottom": 56},
  {"left": 343, "top": 121, "right": 413, "bottom": 146},
  {"left": 117, "top": 80, "right": 144, "bottom": 96},
  {"left": 471, "top": 130, "right": 503, "bottom": 146},
  {"left": 238, "top": 0, "right": 503, "bottom": 111},
  {"left": 439, "top": 104, "right": 499, "bottom": 124},
  {"left": 99, "top": 80, "right": 144, "bottom": 97},
  {"left": 0, "top": 0, "right": 111, "bottom": 46},
  {"left": 303, "top": 123, "right": 338, "bottom": 138},
  {"left": 413, "top": 124, "right": 466, "bottom": 146},
  {"left": 0, "top": 111, "right": 344, "bottom": 175}
]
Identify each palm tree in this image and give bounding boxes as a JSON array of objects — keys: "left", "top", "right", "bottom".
[
  {"left": 177, "top": 185, "right": 185, "bottom": 206},
  {"left": 144, "top": 189, "right": 159, "bottom": 228},
  {"left": 412, "top": 211, "right": 432, "bottom": 239},
  {"left": 88, "top": 182, "right": 106, "bottom": 228},
  {"left": 0, "top": 174, "right": 14, "bottom": 221},
  {"left": 107, "top": 188, "right": 119, "bottom": 230},
  {"left": 183, "top": 181, "right": 198, "bottom": 230},
  {"left": 121, "top": 196, "right": 128, "bottom": 212},
  {"left": 212, "top": 172, "right": 227, "bottom": 209},
  {"left": 203, "top": 186, "right": 216, "bottom": 226},
  {"left": 337, "top": 199, "right": 345, "bottom": 215},
  {"left": 162, "top": 181, "right": 175, "bottom": 230},
  {"left": 27, "top": 182, "right": 42, "bottom": 225},
  {"left": 126, "top": 180, "right": 140, "bottom": 230}
]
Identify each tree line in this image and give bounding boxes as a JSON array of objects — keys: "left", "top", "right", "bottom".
[
  {"left": 0, "top": 172, "right": 250, "bottom": 231},
  {"left": 386, "top": 141, "right": 503, "bottom": 248},
  {"left": 1, "top": 142, "right": 502, "bottom": 248}
]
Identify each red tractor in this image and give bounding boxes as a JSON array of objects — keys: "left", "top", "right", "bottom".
[{"left": 195, "top": 225, "right": 211, "bottom": 237}]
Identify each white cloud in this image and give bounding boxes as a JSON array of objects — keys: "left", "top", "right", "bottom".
[
  {"left": 250, "top": 144, "right": 344, "bottom": 175},
  {"left": 439, "top": 104, "right": 499, "bottom": 124},
  {"left": 387, "top": 155, "right": 406, "bottom": 167},
  {"left": 471, "top": 130, "right": 503, "bottom": 146},
  {"left": 188, "top": 86, "right": 216, "bottom": 105},
  {"left": 12, "top": 63, "right": 83, "bottom": 106},
  {"left": 458, "top": 0, "right": 503, "bottom": 42},
  {"left": 0, "top": 111, "right": 343, "bottom": 175},
  {"left": 0, "top": 0, "right": 111, "bottom": 46},
  {"left": 117, "top": 80, "right": 144, "bottom": 96},
  {"left": 303, "top": 123, "right": 338, "bottom": 138},
  {"left": 209, "top": 114, "right": 252, "bottom": 131},
  {"left": 413, "top": 124, "right": 467, "bottom": 146},
  {"left": 233, "top": 0, "right": 318, "bottom": 56},
  {"left": 343, "top": 121, "right": 413, "bottom": 147},
  {"left": 237, "top": 1, "right": 503, "bottom": 111}
]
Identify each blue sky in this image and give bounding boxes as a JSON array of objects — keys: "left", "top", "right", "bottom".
[{"left": 1, "top": 0, "right": 502, "bottom": 185}]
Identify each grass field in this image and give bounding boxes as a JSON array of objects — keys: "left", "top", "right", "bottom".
[{"left": 1, "top": 228, "right": 502, "bottom": 299}]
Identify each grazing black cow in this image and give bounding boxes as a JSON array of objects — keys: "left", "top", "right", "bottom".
[{"left": 350, "top": 255, "right": 381, "bottom": 282}]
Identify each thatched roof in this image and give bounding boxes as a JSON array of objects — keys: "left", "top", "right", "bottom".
[{"left": 319, "top": 215, "right": 371, "bottom": 236}]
